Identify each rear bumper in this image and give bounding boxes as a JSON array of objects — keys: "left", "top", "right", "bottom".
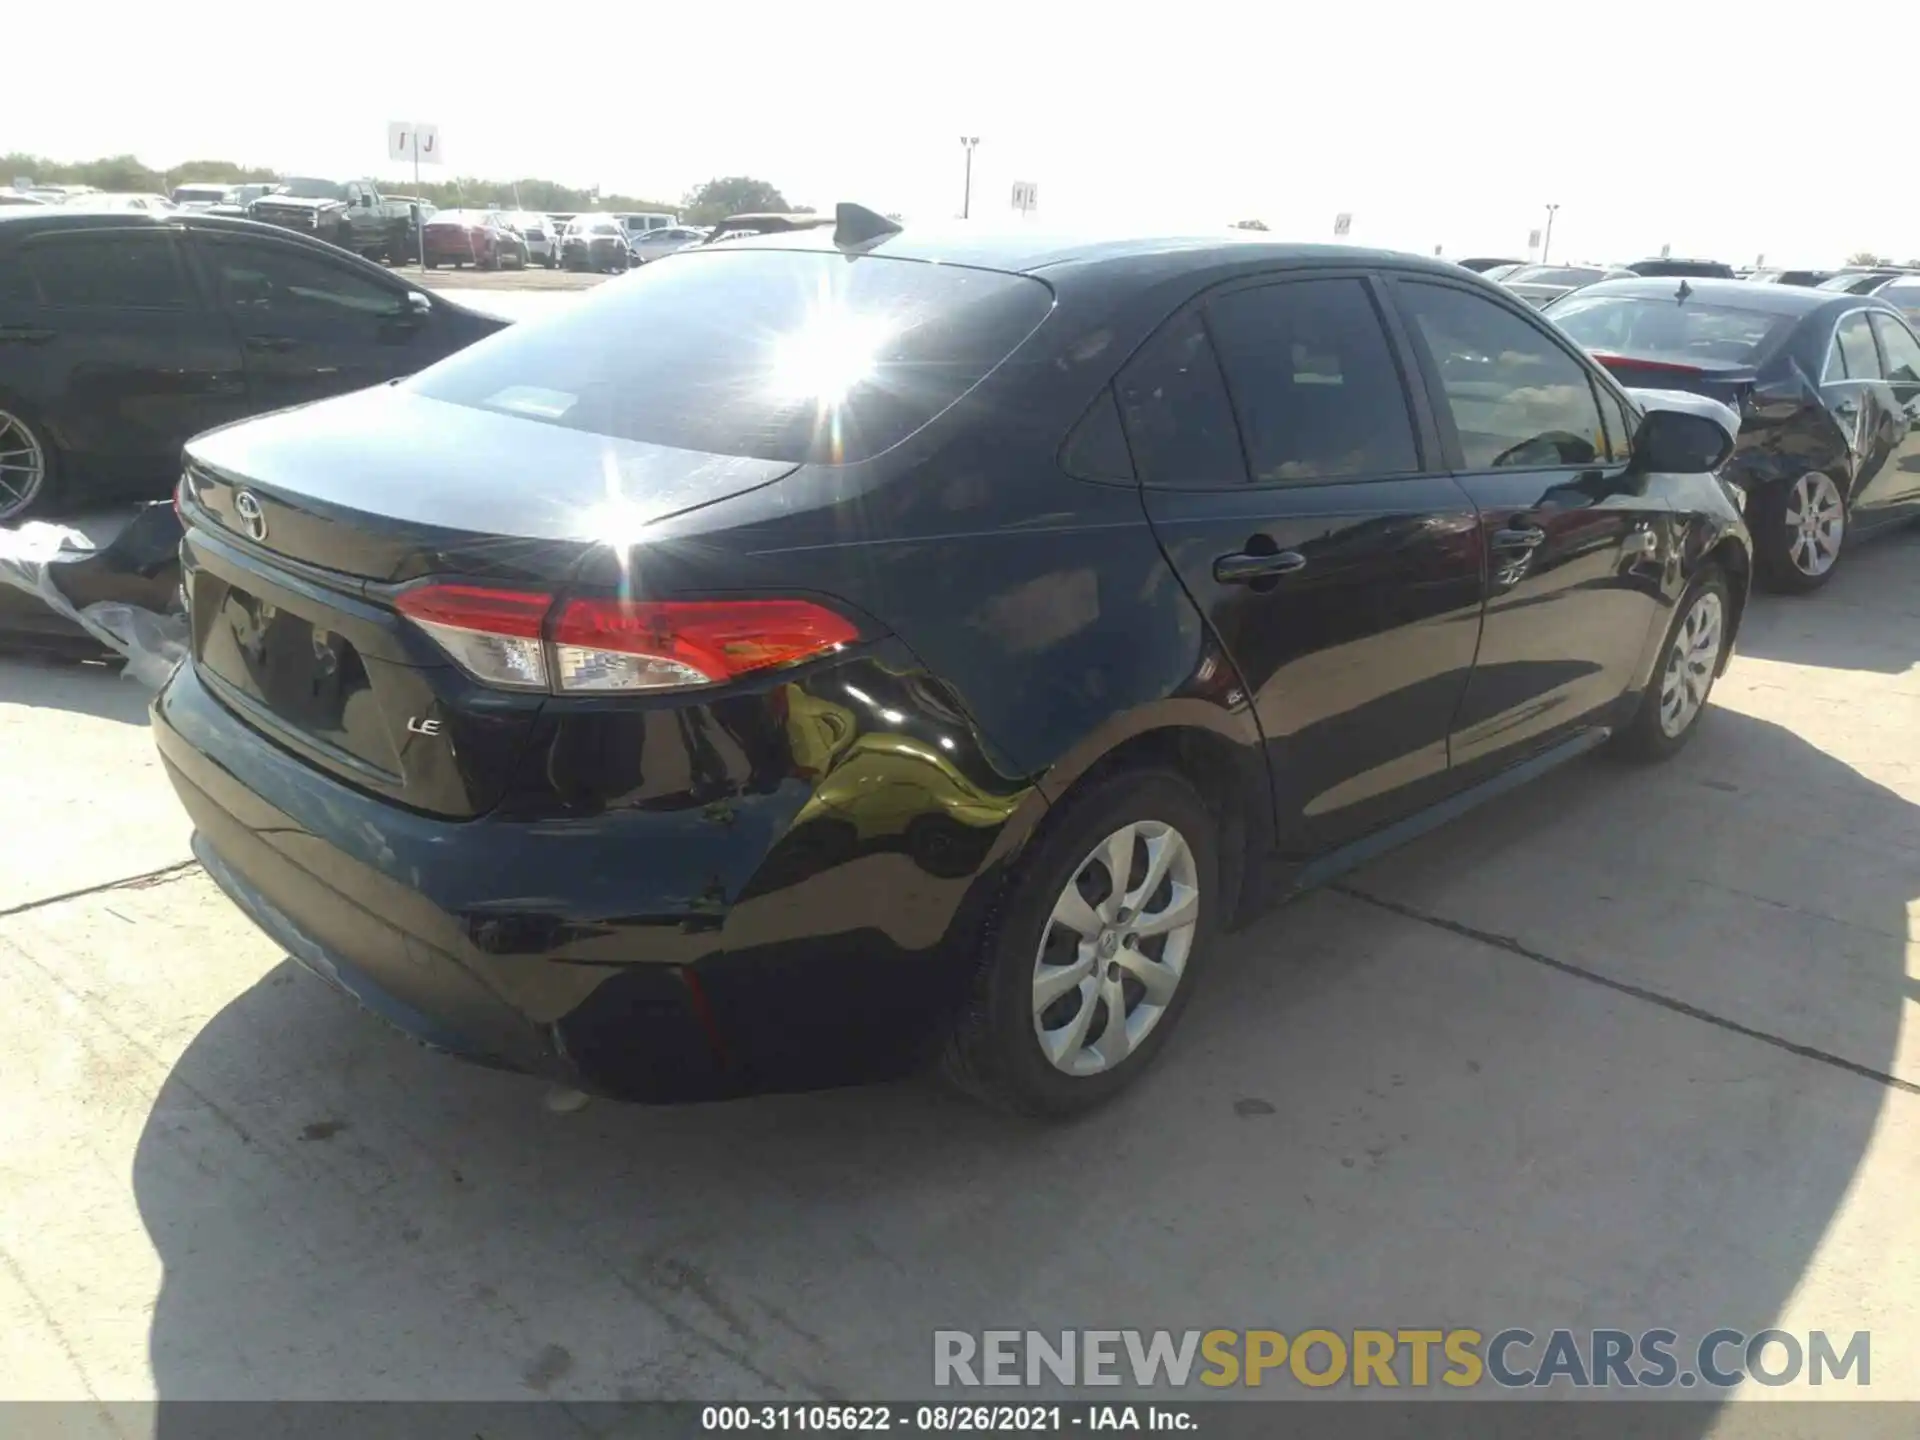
[{"left": 153, "top": 648, "right": 1037, "bottom": 1100}]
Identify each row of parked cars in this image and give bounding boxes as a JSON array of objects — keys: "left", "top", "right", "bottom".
[
  {"left": 5, "top": 197, "right": 1915, "bottom": 1113},
  {"left": 1462, "top": 255, "right": 1920, "bottom": 325}
]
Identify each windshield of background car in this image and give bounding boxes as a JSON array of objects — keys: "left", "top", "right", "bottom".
[
  {"left": 1507, "top": 266, "right": 1599, "bottom": 285},
  {"left": 410, "top": 249, "right": 1055, "bottom": 465},
  {"left": 1549, "top": 294, "right": 1796, "bottom": 366},
  {"left": 281, "top": 178, "right": 348, "bottom": 200}
]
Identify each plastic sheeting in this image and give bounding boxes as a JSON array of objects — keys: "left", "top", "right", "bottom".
[{"left": 0, "top": 509, "right": 187, "bottom": 689}]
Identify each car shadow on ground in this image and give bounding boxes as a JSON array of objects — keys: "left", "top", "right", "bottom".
[
  {"left": 132, "top": 703, "right": 1910, "bottom": 1421},
  {"left": 0, "top": 652, "right": 151, "bottom": 725},
  {"left": 131, "top": 698, "right": 1904, "bottom": 1420},
  {"left": 1733, "top": 529, "right": 1919, "bottom": 674}
]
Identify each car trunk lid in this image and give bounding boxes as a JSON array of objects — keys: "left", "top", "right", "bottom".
[
  {"left": 180, "top": 386, "right": 801, "bottom": 815},
  {"left": 1591, "top": 353, "right": 1757, "bottom": 411},
  {"left": 181, "top": 385, "right": 801, "bottom": 584}
]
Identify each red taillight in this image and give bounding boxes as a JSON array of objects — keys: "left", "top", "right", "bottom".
[
  {"left": 392, "top": 586, "right": 859, "bottom": 694},
  {"left": 1590, "top": 352, "right": 1703, "bottom": 377},
  {"left": 550, "top": 598, "right": 861, "bottom": 692},
  {"left": 395, "top": 584, "right": 554, "bottom": 691}
]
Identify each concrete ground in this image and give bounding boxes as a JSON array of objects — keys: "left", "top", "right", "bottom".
[{"left": 0, "top": 529, "right": 1915, "bottom": 1417}]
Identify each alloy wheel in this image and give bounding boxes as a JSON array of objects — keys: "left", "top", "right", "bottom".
[
  {"left": 1658, "top": 588, "right": 1724, "bottom": 739},
  {"left": 1031, "top": 820, "right": 1200, "bottom": 1077},
  {"left": 0, "top": 410, "right": 47, "bottom": 521},
  {"left": 1783, "top": 472, "right": 1845, "bottom": 578}
]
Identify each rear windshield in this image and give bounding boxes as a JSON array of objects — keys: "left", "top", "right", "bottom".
[
  {"left": 410, "top": 249, "right": 1054, "bottom": 464},
  {"left": 1549, "top": 294, "right": 1795, "bottom": 366}
]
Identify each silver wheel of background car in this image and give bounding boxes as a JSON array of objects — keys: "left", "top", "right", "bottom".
[
  {"left": 1658, "top": 588, "right": 1724, "bottom": 739},
  {"left": 1031, "top": 820, "right": 1199, "bottom": 1077},
  {"left": 0, "top": 409, "right": 47, "bottom": 521},
  {"left": 1784, "top": 471, "right": 1845, "bottom": 578}
]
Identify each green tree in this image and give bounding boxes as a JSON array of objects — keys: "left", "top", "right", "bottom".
[
  {"left": 683, "top": 176, "right": 793, "bottom": 225},
  {"left": 1846, "top": 251, "right": 1890, "bottom": 267},
  {"left": 1231, "top": 218, "right": 1269, "bottom": 231},
  {"left": 167, "top": 159, "right": 279, "bottom": 185}
]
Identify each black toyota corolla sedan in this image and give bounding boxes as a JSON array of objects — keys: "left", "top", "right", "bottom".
[
  {"left": 1546, "top": 277, "right": 1920, "bottom": 591},
  {"left": 154, "top": 208, "right": 1752, "bottom": 1115}
]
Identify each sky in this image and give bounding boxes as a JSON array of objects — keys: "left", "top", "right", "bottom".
[{"left": 11, "top": 2, "right": 1912, "bottom": 269}]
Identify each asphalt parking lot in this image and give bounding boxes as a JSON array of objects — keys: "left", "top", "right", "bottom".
[{"left": 2, "top": 513, "right": 1917, "bottom": 1410}]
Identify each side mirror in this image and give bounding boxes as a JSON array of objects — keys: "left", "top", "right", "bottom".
[
  {"left": 404, "top": 290, "right": 432, "bottom": 319},
  {"left": 1631, "top": 401, "right": 1737, "bottom": 474}
]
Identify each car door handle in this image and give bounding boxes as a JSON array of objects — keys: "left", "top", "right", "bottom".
[
  {"left": 0, "top": 327, "right": 54, "bottom": 345},
  {"left": 1491, "top": 525, "right": 1548, "bottom": 550},
  {"left": 1213, "top": 549, "right": 1308, "bottom": 584},
  {"left": 245, "top": 335, "right": 299, "bottom": 353}
]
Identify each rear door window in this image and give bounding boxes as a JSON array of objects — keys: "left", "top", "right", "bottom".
[
  {"left": 410, "top": 249, "right": 1054, "bottom": 464},
  {"left": 1871, "top": 312, "right": 1920, "bottom": 385},
  {"left": 1204, "top": 278, "right": 1419, "bottom": 483},
  {"left": 1398, "top": 280, "right": 1609, "bottom": 470},
  {"left": 1833, "top": 312, "right": 1882, "bottom": 380},
  {"left": 1114, "top": 309, "right": 1246, "bottom": 488},
  {"left": 26, "top": 231, "right": 193, "bottom": 310}
]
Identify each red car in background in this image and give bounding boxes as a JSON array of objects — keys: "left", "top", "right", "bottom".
[{"left": 421, "top": 209, "right": 529, "bottom": 270}]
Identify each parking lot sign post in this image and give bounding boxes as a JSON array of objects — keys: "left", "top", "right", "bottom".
[
  {"left": 387, "top": 121, "right": 442, "bottom": 270},
  {"left": 1011, "top": 181, "right": 1037, "bottom": 217}
]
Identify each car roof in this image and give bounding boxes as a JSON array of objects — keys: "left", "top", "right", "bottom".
[{"left": 681, "top": 223, "right": 1483, "bottom": 281}]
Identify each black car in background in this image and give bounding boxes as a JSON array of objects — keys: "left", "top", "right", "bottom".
[
  {"left": 1548, "top": 278, "right": 1920, "bottom": 590},
  {"left": 0, "top": 210, "right": 504, "bottom": 521},
  {"left": 1624, "top": 258, "right": 1736, "bottom": 279},
  {"left": 1748, "top": 268, "right": 1835, "bottom": 288},
  {"left": 156, "top": 212, "right": 1750, "bottom": 1115},
  {"left": 1456, "top": 256, "right": 1524, "bottom": 273},
  {"left": 559, "top": 214, "right": 632, "bottom": 272}
]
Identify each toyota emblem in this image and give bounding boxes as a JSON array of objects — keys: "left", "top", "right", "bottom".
[{"left": 233, "top": 489, "right": 267, "bottom": 542}]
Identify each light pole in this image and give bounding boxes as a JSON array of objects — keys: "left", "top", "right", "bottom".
[
  {"left": 1542, "top": 203, "right": 1560, "bottom": 264},
  {"left": 959, "top": 136, "right": 979, "bottom": 219}
]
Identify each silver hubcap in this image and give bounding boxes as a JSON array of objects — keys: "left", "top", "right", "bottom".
[
  {"left": 1658, "top": 589, "right": 1724, "bottom": 739},
  {"left": 1783, "top": 472, "right": 1844, "bottom": 577},
  {"left": 0, "top": 410, "right": 47, "bottom": 520},
  {"left": 1032, "top": 820, "right": 1199, "bottom": 1077}
]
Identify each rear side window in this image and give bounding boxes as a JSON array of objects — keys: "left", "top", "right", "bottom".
[
  {"left": 1205, "top": 279, "right": 1419, "bottom": 483},
  {"left": 411, "top": 249, "right": 1053, "bottom": 465},
  {"left": 1399, "top": 281, "right": 1607, "bottom": 470},
  {"left": 1061, "top": 389, "right": 1134, "bottom": 482},
  {"left": 1832, "top": 313, "right": 1882, "bottom": 381},
  {"left": 1114, "top": 309, "right": 1246, "bottom": 488},
  {"left": 1871, "top": 312, "right": 1920, "bottom": 384},
  {"left": 26, "top": 231, "right": 192, "bottom": 309}
]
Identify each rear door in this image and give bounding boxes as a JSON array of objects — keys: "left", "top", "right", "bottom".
[
  {"left": 1822, "top": 309, "right": 1906, "bottom": 522},
  {"left": 4, "top": 227, "right": 247, "bottom": 494},
  {"left": 1125, "top": 272, "right": 1484, "bottom": 856},
  {"left": 189, "top": 230, "right": 441, "bottom": 410},
  {"left": 1867, "top": 310, "right": 1920, "bottom": 517},
  {"left": 1388, "top": 275, "right": 1664, "bottom": 779}
]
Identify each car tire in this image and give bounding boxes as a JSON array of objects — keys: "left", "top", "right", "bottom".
[
  {"left": 1752, "top": 470, "right": 1848, "bottom": 593},
  {"left": 0, "top": 399, "right": 58, "bottom": 523},
  {"left": 940, "top": 768, "right": 1218, "bottom": 1118},
  {"left": 1609, "top": 567, "right": 1732, "bottom": 763}
]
